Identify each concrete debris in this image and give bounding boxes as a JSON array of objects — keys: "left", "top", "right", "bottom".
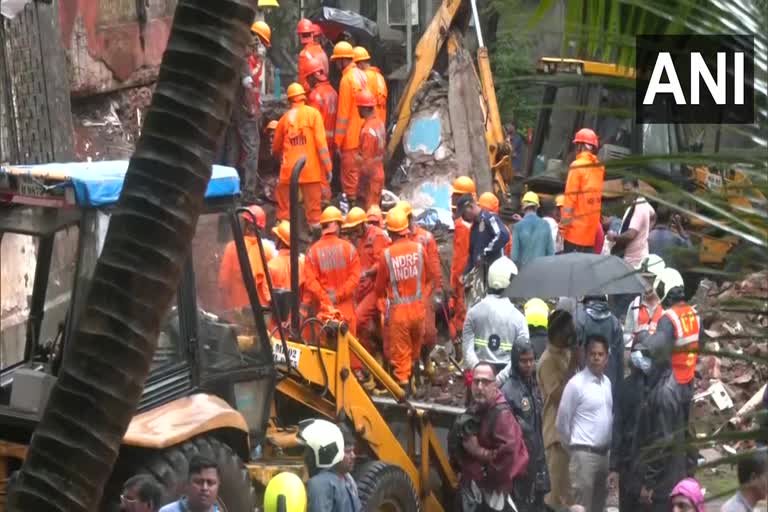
[{"left": 691, "top": 272, "right": 768, "bottom": 432}]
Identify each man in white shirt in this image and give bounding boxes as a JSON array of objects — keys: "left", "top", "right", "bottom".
[{"left": 556, "top": 334, "right": 613, "bottom": 512}]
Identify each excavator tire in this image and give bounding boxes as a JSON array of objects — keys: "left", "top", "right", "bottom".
[
  {"left": 355, "top": 461, "right": 421, "bottom": 512},
  {"left": 131, "top": 435, "right": 254, "bottom": 512}
]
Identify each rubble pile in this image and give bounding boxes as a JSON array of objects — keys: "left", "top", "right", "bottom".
[{"left": 690, "top": 271, "right": 767, "bottom": 440}]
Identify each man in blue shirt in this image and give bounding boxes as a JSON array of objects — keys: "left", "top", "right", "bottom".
[
  {"left": 158, "top": 456, "right": 220, "bottom": 512},
  {"left": 457, "top": 194, "right": 511, "bottom": 278},
  {"left": 511, "top": 191, "right": 554, "bottom": 269}
]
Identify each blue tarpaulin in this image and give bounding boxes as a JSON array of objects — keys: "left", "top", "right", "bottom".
[{"left": 1, "top": 160, "right": 240, "bottom": 207}]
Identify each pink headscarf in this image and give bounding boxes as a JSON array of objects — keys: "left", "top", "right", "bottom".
[{"left": 670, "top": 478, "right": 705, "bottom": 512}]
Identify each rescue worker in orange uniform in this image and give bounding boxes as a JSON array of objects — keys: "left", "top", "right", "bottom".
[
  {"left": 344, "top": 208, "right": 391, "bottom": 367},
  {"left": 272, "top": 83, "right": 332, "bottom": 230},
  {"left": 302, "top": 206, "right": 361, "bottom": 336},
  {"left": 356, "top": 89, "right": 386, "bottom": 209},
  {"left": 217, "top": 205, "right": 271, "bottom": 313},
  {"left": 332, "top": 41, "right": 369, "bottom": 206},
  {"left": 478, "top": 191, "right": 513, "bottom": 258},
  {"left": 353, "top": 46, "right": 387, "bottom": 125},
  {"left": 375, "top": 207, "right": 428, "bottom": 388},
  {"left": 267, "top": 220, "right": 305, "bottom": 332},
  {"left": 297, "top": 18, "right": 329, "bottom": 92},
  {"left": 449, "top": 176, "right": 476, "bottom": 340},
  {"left": 560, "top": 128, "right": 605, "bottom": 253},
  {"left": 396, "top": 201, "right": 443, "bottom": 357},
  {"left": 305, "top": 57, "right": 338, "bottom": 203}
]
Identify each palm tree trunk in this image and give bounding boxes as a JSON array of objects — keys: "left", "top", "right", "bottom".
[{"left": 8, "top": 1, "right": 254, "bottom": 510}]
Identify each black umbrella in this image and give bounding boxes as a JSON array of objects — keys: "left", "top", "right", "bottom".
[
  {"left": 504, "top": 253, "right": 647, "bottom": 299},
  {"left": 309, "top": 7, "right": 379, "bottom": 43}
]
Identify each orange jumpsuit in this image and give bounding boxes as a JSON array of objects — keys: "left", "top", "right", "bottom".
[
  {"left": 302, "top": 232, "right": 361, "bottom": 335},
  {"left": 450, "top": 218, "right": 472, "bottom": 338},
  {"left": 267, "top": 248, "right": 305, "bottom": 332},
  {"left": 504, "top": 225, "right": 513, "bottom": 258},
  {"left": 272, "top": 101, "right": 332, "bottom": 226},
  {"left": 358, "top": 116, "right": 386, "bottom": 209},
  {"left": 307, "top": 80, "right": 338, "bottom": 201},
  {"left": 375, "top": 237, "right": 427, "bottom": 382},
  {"left": 298, "top": 42, "right": 329, "bottom": 91},
  {"left": 354, "top": 224, "right": 391, "bottom": 364},
  {"left": 412, "top": 226, "right": 442, "bottom": 348},
  {"left": 334, "top": 63, "right": 369, "bottom": 200},
  {"left": 561, "top": 151, "right": 605, "bottom": 249},
  {"left": 364, "top": 66, "right": 388, "bottom": 124},
  {"left": 217, "top": 236, "right": 270, "bottom": 311}
]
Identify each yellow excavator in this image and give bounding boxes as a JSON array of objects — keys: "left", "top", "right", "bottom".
[{"left": 386, "top": 0, "right": 514, "bottom": 200}]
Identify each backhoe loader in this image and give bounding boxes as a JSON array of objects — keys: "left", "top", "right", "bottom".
[
  {"left": 385, "top": 0, "right": 514, "bottom": 205},
  {"left": 0, "top": 160, "right": 461, "bottom": 511},
  {"left": 524, "top": 56, "right": 766, "bottom": 269}
]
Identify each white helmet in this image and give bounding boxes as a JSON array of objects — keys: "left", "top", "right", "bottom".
[
  {"left": 488, "top": 256, "right": 518, "bottom": 289},
  {"left": 654, "top": 267, "right": 685, "bottom": 302},
  {"left": 639, "top": 254, "right": 666, "bottom": 276},
  {"left": 298, "top": 418, "right": 344, "bottom": 469}
]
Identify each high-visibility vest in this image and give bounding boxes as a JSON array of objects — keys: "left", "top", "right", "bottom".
[
  {"left": 384, "top": 243, "right": 423, "bottom": 306},
  {"left": 631, "top": 297, "right": 663, "bottom": 334},
  {"left": 665, "top": 303, "right": 700, "bottom": 385}
]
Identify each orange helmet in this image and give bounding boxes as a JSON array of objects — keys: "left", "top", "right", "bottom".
[
  {"left": 572, "top": 128, "right": 599, "bottom": 147},
  {"left": 353, "top": 46, "right": 371, "bottom": 62},
  {"left": 386, "top": 207, "right": 410, "bottom": 233},
  {"left": 272, "top": 221, "right": 291, "bottom": 246},
  {"left": 343, "top": 207, "right": 367, "bottom": 229},
  {"left": 319, "top": 206, "right": 344, "bottom": 225},
  {"left": 355, "top": 89, "right": 376, "bottom": 107},
  {"left": 303, "top": 57, "right": 326, "bottom": 78},
  {"left": 451, "top": 176, "right": 476, "bottom": 195},
  {"left": 242, "top": 205, "right": 266, "bottom": 229},
  {"left": 366, "top": 205, "right": 383, "bottom": 224},
  {"left": 331, "top": 41, "right": 355, "bottom": 60},
  {"left": 251, "top": 21, "right": 271, "bottom": 47},
  {"left": 395, "top": 200, "right": 413, "bottom": 217},
  {"left": 477, "top": 192, "right": 500, "bottom": 213},
  {"left": 286, "top": 83, "right": 306, "bottom": 101},
  {"left": 297, "top": 18, "right": 314, "bottom": 36}
]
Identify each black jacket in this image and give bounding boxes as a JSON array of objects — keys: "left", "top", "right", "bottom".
[
  {"left": 611, "top": 367, "right": 651, "bottom": 496},
  {"left": 529, "top": 326, "right": 548, "bottom": 360},
  {"left": 574, "top": 300, "right": 624, "bottom": 399},
  {"left": 501, "top": 347, "right": 549, "bottom": 506}
]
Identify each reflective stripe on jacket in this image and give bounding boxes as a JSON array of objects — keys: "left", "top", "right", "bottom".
[
  {"left": 665, "top": 303, "right": 700, "bottom": 385},
  {"left": 335, "top": 63, "right": 369, "bottom": 150},
  {"left": 307, "top": 81, "right": 338, "bottom": 153}
]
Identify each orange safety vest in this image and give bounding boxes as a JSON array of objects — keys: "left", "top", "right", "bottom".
[
  {"left": 272, "top": 102, "right": 332, "bottom": 184},
  {"left": 450, "top": 218, "right": 472, "bottom": 291},
  {"left": 335, "top": 63, "right": 369, "bottom": 151},
  {"left": 307, "top": 81, "right": 338, "bottom": 153},
  {"left": 630, "top": 297, "right": 663, "bottom": 334},
  {"left": 364, "top": 66, "right": 388, "bottom": 124},
  {"left": 268, "top": 249, "right": 305, "bottom": 290},
  {"left": 383, "top": 241, "right": 424, "bottom": 309},
  {"left": 304, "top": 233, "right": 361, "bottom": 308},
  {"left": 664, "top": 303, "right": 700, "bottom": 385}
]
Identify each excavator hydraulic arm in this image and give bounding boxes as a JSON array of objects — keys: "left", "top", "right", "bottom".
[{"left": 386, "top": 0, "right": 466, "bottom": 163}]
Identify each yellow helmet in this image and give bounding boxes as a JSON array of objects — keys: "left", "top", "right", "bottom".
[
  {"left": 386, "top": 207, "right": 410, "bottom": 233},
  {"left": 265, "top": 120, "right": 279, "bottom": 131},
  {"left": 343, "top": 207, "right": 367, "bottom": 229},
  {"left": 286, "top": 82, "right": 306, "bottom": 101},
  {"left": 257, "top": 0, "right": 280, "bottom": 7},
  {"left": 331, "top": 41, "right": 355, "bottom": 60},
  {"left": 272, "top": 221, "right": 291, "bottom": 247},
  {"left": 524, "top": 298, "right": 550, "bottom": 328},
  {"left": 451, "top": 175, "right": 476, "bottom": 195},
  {"left": 250, "top": 21, "right": 271, "bottom": 47},
  {"left": 263, "top": 472, "right": 306, "bottom": 512},
  {"left": 395, "top": 200, "right": 413, "bottom": 217},
  {"left": 522, "top": 191, "right": 540, "bottom": 207},
  {"left": 319, "top": 206, "right": 344, "bottom": 225},
  {"left": 367, "top": 205, "right": 383, "bottom": 224},
  {"left": 353, "top": 46, "right": 371, "bottom": 62},
  {"left": 555, "top": 194, "right": 565, "bottom": 207}
]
